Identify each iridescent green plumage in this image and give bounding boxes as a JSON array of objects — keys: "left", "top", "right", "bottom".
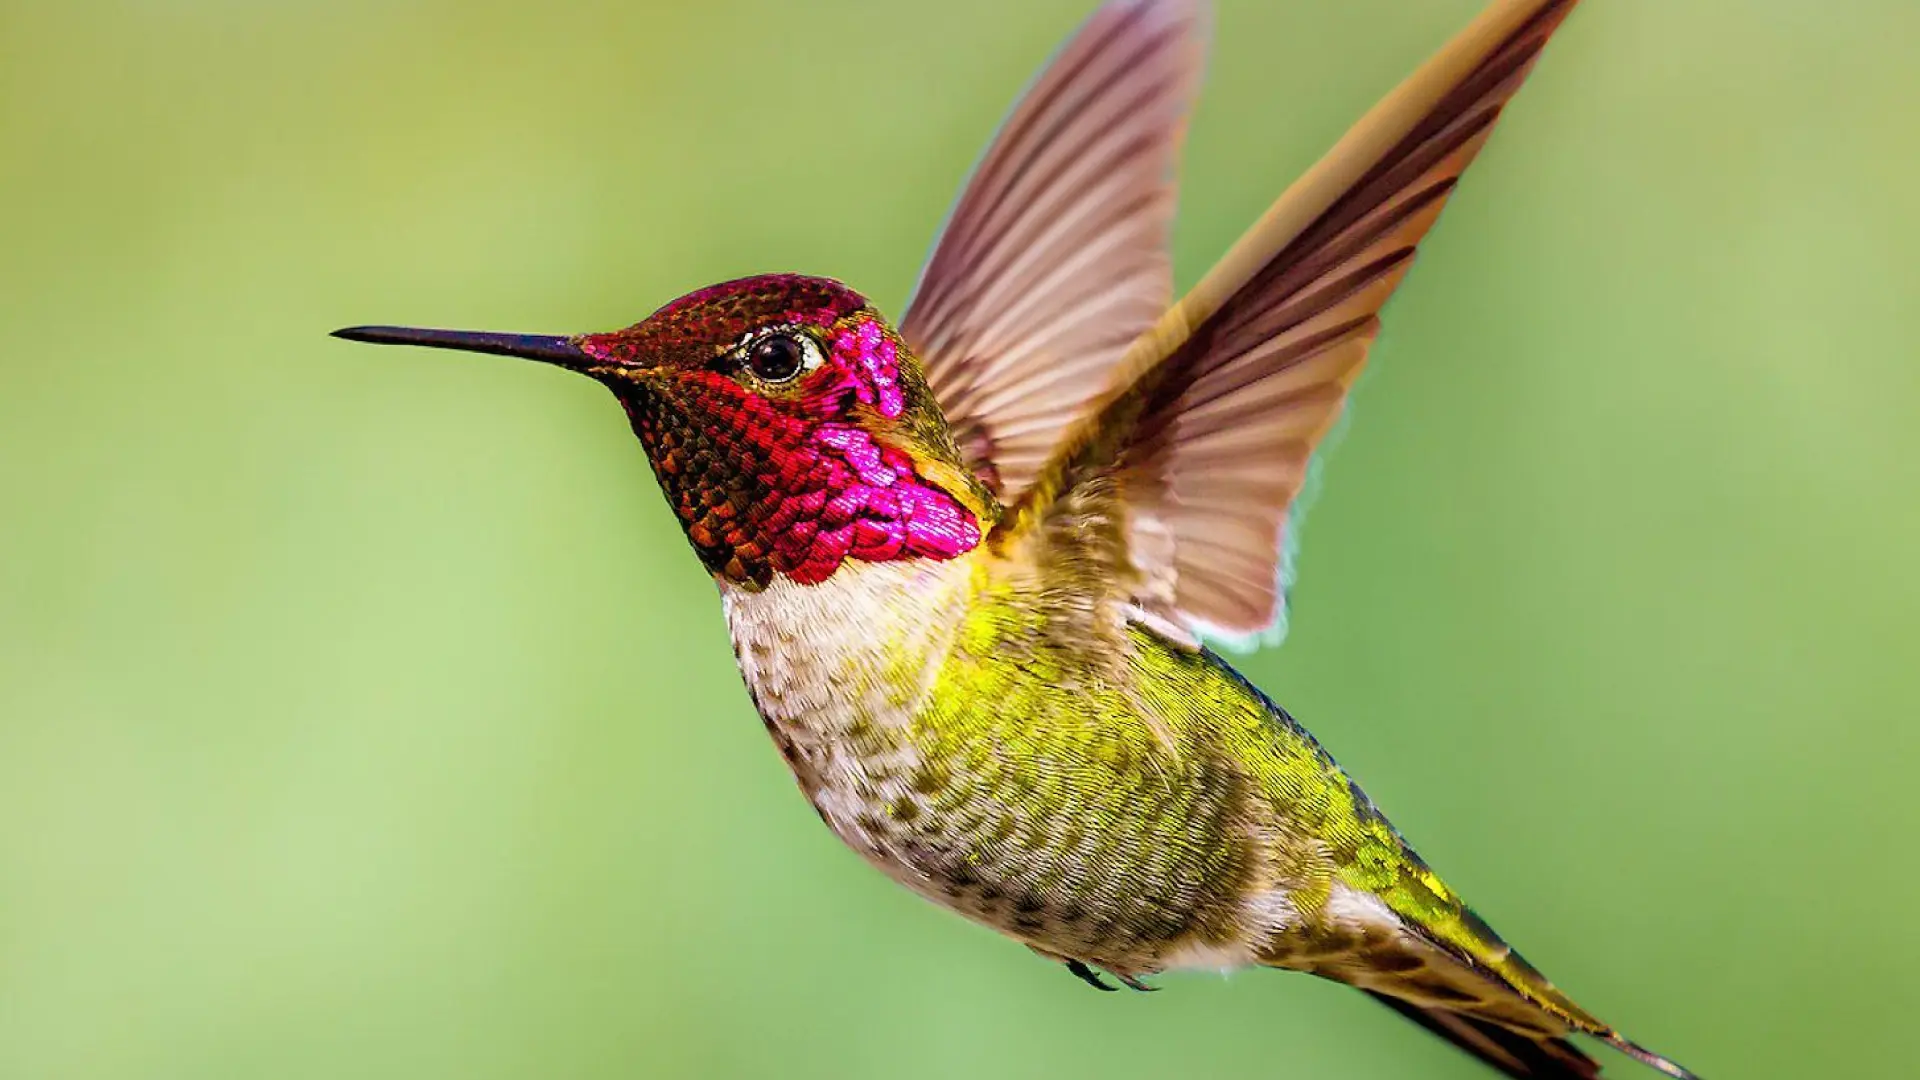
[
  {"left": 925, "top": 576, "right": 1601, "bottom": 1022},
  {"left": 758, "top": 553, "right": 1597, "bottom": 1027}
]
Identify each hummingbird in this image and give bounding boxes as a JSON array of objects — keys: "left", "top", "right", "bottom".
[{"left": 335, "top": 0, "right": 1700, "bottom": 1077}]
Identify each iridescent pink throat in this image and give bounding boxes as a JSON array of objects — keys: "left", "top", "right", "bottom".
[{"left": 594, "top": 312, "right": 981, "bottom": 589}]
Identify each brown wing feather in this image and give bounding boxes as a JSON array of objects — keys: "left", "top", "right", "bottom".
[
  {"left": 900, "top": 0, "right": 1207, "bottom": 498},
  {"left": 999, "top": 0, "right": 1585, "bottom": 642}
]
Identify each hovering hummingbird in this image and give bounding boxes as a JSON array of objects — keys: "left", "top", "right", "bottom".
[{"left": 336, "top": 0, "right": 1699, "bottom": 1076}]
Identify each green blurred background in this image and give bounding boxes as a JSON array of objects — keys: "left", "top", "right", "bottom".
[{"left": 4, "top": 1, "right": 1916, "bottom": 1077}]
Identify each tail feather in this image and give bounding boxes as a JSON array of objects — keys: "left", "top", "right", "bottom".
[
  {"left": 1601, "top": 1031, "right": 1702, "bottom": 1080},
  {"left": 1362, "top": 990, "right": 1702, "bottom": 1079},
  {"left": 1364, "top": 990, "right": 1601, "bottom": 1079}
]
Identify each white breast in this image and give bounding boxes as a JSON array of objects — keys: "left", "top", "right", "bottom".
[{"left": 719, "top": 558, "right": 974, "bottom": 859}]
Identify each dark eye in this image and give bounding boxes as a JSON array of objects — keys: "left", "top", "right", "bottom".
[{"left": 741, "top": 332, "right": 818, "bottom": 384}]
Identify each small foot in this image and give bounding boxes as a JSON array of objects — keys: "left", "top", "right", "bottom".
[
  {"left": 1065, "top": 960, "right": 1119, "bottom": 992},
  {"left": 1116, "top": 973, "right": 1158, "bottom": 992}
]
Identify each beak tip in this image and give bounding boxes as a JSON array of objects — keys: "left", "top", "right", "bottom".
[
  {"left": 327, "top": 324, "right": 592, "bottom": 368},
  {"left": 330, "top": 325, "right": 419, "bottom": 347}
]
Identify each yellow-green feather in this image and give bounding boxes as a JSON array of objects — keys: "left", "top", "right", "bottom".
[{"left": 888, "top": 564, "right": 1596, "bottom": 1030}]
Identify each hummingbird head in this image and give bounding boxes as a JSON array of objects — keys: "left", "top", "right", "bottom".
[{"left": 335, "top": 274, "right": 994, "bottom": 589}]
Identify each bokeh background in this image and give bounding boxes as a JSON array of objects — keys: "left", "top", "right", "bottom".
[{"left": 4, "top": 1, "right": 1917, "bottom": 1077}]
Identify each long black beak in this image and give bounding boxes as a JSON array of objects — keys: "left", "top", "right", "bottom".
[{"left": 331, "top": 325, "right": 594, "bottom": 371}]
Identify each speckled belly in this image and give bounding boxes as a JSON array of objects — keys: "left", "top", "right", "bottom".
[{"left": 721, "top": 559, "right": 1268, "bottom": 973}]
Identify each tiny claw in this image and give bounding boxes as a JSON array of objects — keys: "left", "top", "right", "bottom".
[
  {"left": 1065, "top": 960, "right": 1119, "bottom": 992},
  {"left": 1117, "top": 973, "right": 1158, "bottom": 992}
]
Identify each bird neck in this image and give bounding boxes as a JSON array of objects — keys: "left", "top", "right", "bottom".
[{"left": 722, "top": 556, "right": 977, "bottom": 738}]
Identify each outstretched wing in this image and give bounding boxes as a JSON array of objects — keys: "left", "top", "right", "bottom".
[
  {"left": 899, "top": 0, "right": 1207, "bottom": 499},
  {"left": 998, "top": 0, "right": 1584, "bottom": 647}
]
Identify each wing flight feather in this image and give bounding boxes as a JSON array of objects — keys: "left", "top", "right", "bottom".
[
  {"left": 900, "top": 0, "right": 1208, "bottom": 498},
  {"left": 998, "top": 0, "right": 1584, "bottom": 645}
]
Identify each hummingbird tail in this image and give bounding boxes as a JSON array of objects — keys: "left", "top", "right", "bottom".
[
  {"left": 1599, "top": 1031, "right": 1702, "bottom": 1080},
  {"left": 1362, "top": 989, "right": 1702, "bottom": 1079},
  {"left": 1362, "top": 989, "right": 1601, "bottom": 1079}
]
